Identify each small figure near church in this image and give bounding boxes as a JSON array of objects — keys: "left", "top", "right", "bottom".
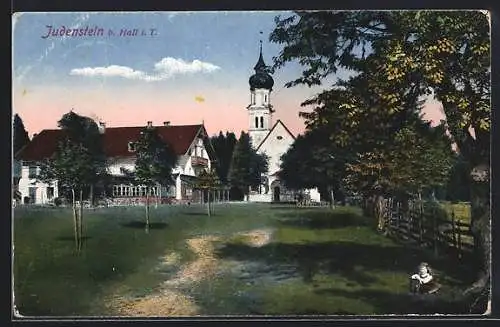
[{"left": 409, "top": 262, "right": 440, "bottom": 294}]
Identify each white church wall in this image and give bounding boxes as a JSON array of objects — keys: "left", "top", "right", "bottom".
[
  {"left": 257, "top": 122, "right": 295, "bottom": 176},
  {"left": 308, "top": 188, "right": 322, "bottom": 202}
]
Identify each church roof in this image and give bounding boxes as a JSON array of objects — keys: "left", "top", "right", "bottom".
[
  {"left": 249, "top": 42, "right": 274, "bottom": 90},
  {"left": 16, "top": 124, "right": 205, "bottom": 161},
  {"left": 256, "top": 119, "right": 296, "bottom": 151}
]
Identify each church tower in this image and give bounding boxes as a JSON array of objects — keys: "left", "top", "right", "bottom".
[{"left": 247, "top": 41, "right": 274, "bottom": 148}]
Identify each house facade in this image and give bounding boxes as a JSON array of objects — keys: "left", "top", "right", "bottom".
[
  {"left": 246, "top": 44, "right": 321, "bottom": 203},
  {"left": 15, "top": 122, "right": 223, "bottom": 205}
]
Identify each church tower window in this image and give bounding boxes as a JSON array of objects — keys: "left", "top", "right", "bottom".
[
  {"left": 265, "top": 94, "right": 267, "bottom": 103},
  {"left": 255, "top": 117, "right": 259, "bottom": 129},
  {"left": 260, "top": 116, "right": 264, "bottom": 128}
]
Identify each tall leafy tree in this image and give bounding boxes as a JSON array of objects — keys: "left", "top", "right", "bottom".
[
  {"left": 194, "top": 168, "right": 220, "bottom": 216},
  {"left": 228, "top": 132, "right": 269, "bottom": 200},
  {"left": 13, "top": 114, "right": 30, "bottom": 155},
  {"left": 210, "top": 131, "right": 237, "bottom": 184},
  {"left": 134, "top": 126, "right": 177, "bottom": 233},
  {"left": 279, "top": 127, "right": 353, "bottom": 208},
  {"left": 446, "top": 154, "right": 471, "bottom": 202},
  {"left": 38, "top": 111, "right": 107, "bottom": 252},
  {"left": 38, "top": 139, "right": 96, "bottom": 252},
  {"left": 271, "top": 10, "right": 490, "bottom": 296}
]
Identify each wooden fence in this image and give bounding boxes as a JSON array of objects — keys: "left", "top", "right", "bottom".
[{"left": 382, "top": 199, "right": 474, "bottom": 260}]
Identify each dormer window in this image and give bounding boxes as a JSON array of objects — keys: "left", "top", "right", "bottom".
[{"left": 128, "top": 141, "right": 136, "bottom": 152}]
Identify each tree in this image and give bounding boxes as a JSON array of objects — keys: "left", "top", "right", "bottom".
[
  {"left": 13, "top": 114, "right": 30, "bottom": 155},
  {"left": 271, "top": 10, "right": 490, "bottom": 299},
  {"left": 279, "top": 127, "right": 353, "bottom": 209},
  {"left": 134, "top": 126, "right": 177, "bottom": 233},
  {"left": 194, "top": 168, "right": 220, "bottom": 216},
  {"left": 38, "top": 111, "right": 107, "bottom": 252},
  {"left": 446, "top": 154, "right": 471, "bottom": 202},
  {"left": 210, "top": 131, "right": 237, "bottom": 184},
  {"left": 57, "top": 111, "right": 107, "bottom": 206},
  {"left": 228, "top": 132, "right": 269, "bottom": 200},
  {"left": 38, "top": 140, "right": 95, "bottom": 252}
]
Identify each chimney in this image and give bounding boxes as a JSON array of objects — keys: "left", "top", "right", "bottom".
[
  {"left": 163, "top": 121, "right": 171, "bottom": 126},
  {"left": 98, "top": 122, "right": 106, "bottom": 134},
  {"left": 147, "top": 121, "right": 153, "bottom": 128}
]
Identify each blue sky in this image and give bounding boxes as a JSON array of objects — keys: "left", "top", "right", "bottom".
[
  {"left": 14, "top": 11, "right": 349, "bottom": 136},
  {"left": 13, "top": 12, "right": 319, "bottom": 87},
  {"left": 12, "top": 11, "right": 441, "bottom": 137}
]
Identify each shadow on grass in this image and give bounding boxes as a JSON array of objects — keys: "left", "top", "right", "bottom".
[
  {"left": 276, "top": 210, "right": 371, "bottom": 229},
  {"left": 184, "top": 212, "right": 212, "bottom": 216},
  {"left": 55, "top": 236, "right": 92, "bottom": 242},
  {"left": 313, "top": 287, "right": 470, "bottom": 314},
  {"left": 216, "top": 241, "right": 474, "bottom": 289},
  {"left": 120, "top": 221, "right": 169, "bottom": 229}
]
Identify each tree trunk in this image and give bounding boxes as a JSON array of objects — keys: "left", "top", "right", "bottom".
[
  {"left": 207, "top": 189, "right": 211, "bottom": 217},
  {"left": 374, "top": 194, "right": 385, "bottom": 232},
  {"left": 362, "top": 195, "right": 372, "bottom": 217},
  {"left": 71, "top": 188, "right": 79, "bottom": 251},
  {"left": 79, "top": 189, "right": 84, "bottom": 251},
  {"left": 468, "top": 164, "right": 490, "bottom": 295},
  {"left": 89, "top": 184, "right": 94, "bottom": 207},
  {"left": 329, "top": 187, "right": 335, "bottom": 210},
  {"left": 145, "top": 187, "right": 150, "bottom": 234}
]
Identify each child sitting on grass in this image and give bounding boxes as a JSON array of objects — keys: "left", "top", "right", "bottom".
[{"left": 409, "top": 262, "right": 441, "bottom": 294}]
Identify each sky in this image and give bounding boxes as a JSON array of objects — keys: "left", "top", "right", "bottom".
[{"left": 12, "top": 11, "right": 445, "bottom": 138}]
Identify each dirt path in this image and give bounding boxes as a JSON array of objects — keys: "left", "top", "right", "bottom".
[{"left": 105, "top": 230, "right": 273, "bottom": 317}]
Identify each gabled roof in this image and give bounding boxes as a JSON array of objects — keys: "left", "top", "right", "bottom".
[
  {"left": 16, "top": 124, "right": 204, "bottom": 162},
  {"left": 256, "top": 119, "right": 296, "bottom": 151}
]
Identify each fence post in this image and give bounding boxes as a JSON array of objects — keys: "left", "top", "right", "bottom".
[
  {"left": 457, "top": 224, "right": 463, "bottom": 260},
  {"left": 451, "top": 209, "right": 458, "bottom": 258},
  {"left": 407, "top": 200, "right": 412, "bottom": 239},
  {"left": 419, "top": 200, "right": 424, "bottom": 245},
  {"left": 433, "top": 205, "right": 439, "bottom": 258},
  {"left": 395, "top": 201, "right": 400, "bottom": 235}
]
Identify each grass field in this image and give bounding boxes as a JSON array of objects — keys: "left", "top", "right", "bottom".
[{"left": 13, "top": 203, "right": 477, "bottom": 316}]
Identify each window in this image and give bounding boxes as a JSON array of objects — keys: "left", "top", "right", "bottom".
[
  {"left": 277, "top": 136, "right": 283, "bottom": 140},
  {"left": 265, "top": 94, "right": 267, "bottom": 103},
  {"left": 255, "top": 117, "right": 259, "bottom": 128},
  {"left": 128, "top": 142, "right": 136, "bottom": 152},
  {"left": 260, "top": 116, "right": 264, "bottom": 128},
  {"left": 28, "top": 187, "right": 37, "bottom": 203},
  {"left": 28, "top": 166, "right": 37, "bottom": 179},
  {"left": 47, "top": 187, "right": 54, "bottom": 199}
]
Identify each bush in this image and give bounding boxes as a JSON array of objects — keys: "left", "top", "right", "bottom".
[{"left": 53, "top": 197, "right": 63, "bottom": 207}]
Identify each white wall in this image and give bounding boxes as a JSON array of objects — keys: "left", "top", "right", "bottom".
[
  {"left": 16, "top": 134, "right": 215, "bottom": 204},
  {"left": 18, "top": 164, "right": 58, "bottom": 204},
  {"left": 257, "top": 122, "right": 295, "bottom": 176},
  {"left": 107, "top": 157, "right": 136, "bottom": 176}
]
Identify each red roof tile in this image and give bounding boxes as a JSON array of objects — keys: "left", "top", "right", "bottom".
[{"left": 16, "top": 124, "right": 203, "bottom": 162}]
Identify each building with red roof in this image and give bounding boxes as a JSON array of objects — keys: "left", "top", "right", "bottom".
[{"left": 15, "top": 121, "right": 224, "bottom": 205}]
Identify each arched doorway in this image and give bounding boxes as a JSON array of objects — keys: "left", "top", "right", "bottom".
[{"left": 273, "top": 186, "right": 280, "bottom": 202}]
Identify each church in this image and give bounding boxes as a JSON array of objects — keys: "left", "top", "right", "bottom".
[{"left": 246, "top": 43, "right": 321, "bottom": 203}]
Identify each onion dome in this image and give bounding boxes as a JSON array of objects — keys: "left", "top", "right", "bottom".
[{"left": 249, "top": 42, "right": 274, "bottom": 90}]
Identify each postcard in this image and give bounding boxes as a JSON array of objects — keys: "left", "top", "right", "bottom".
[{"left": 12, "top": 11, "right": 491, "bottom": 318}]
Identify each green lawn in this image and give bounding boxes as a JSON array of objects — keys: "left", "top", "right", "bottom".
[{"left": 13, "top": 203, "right": 477, "bottom": 316}]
